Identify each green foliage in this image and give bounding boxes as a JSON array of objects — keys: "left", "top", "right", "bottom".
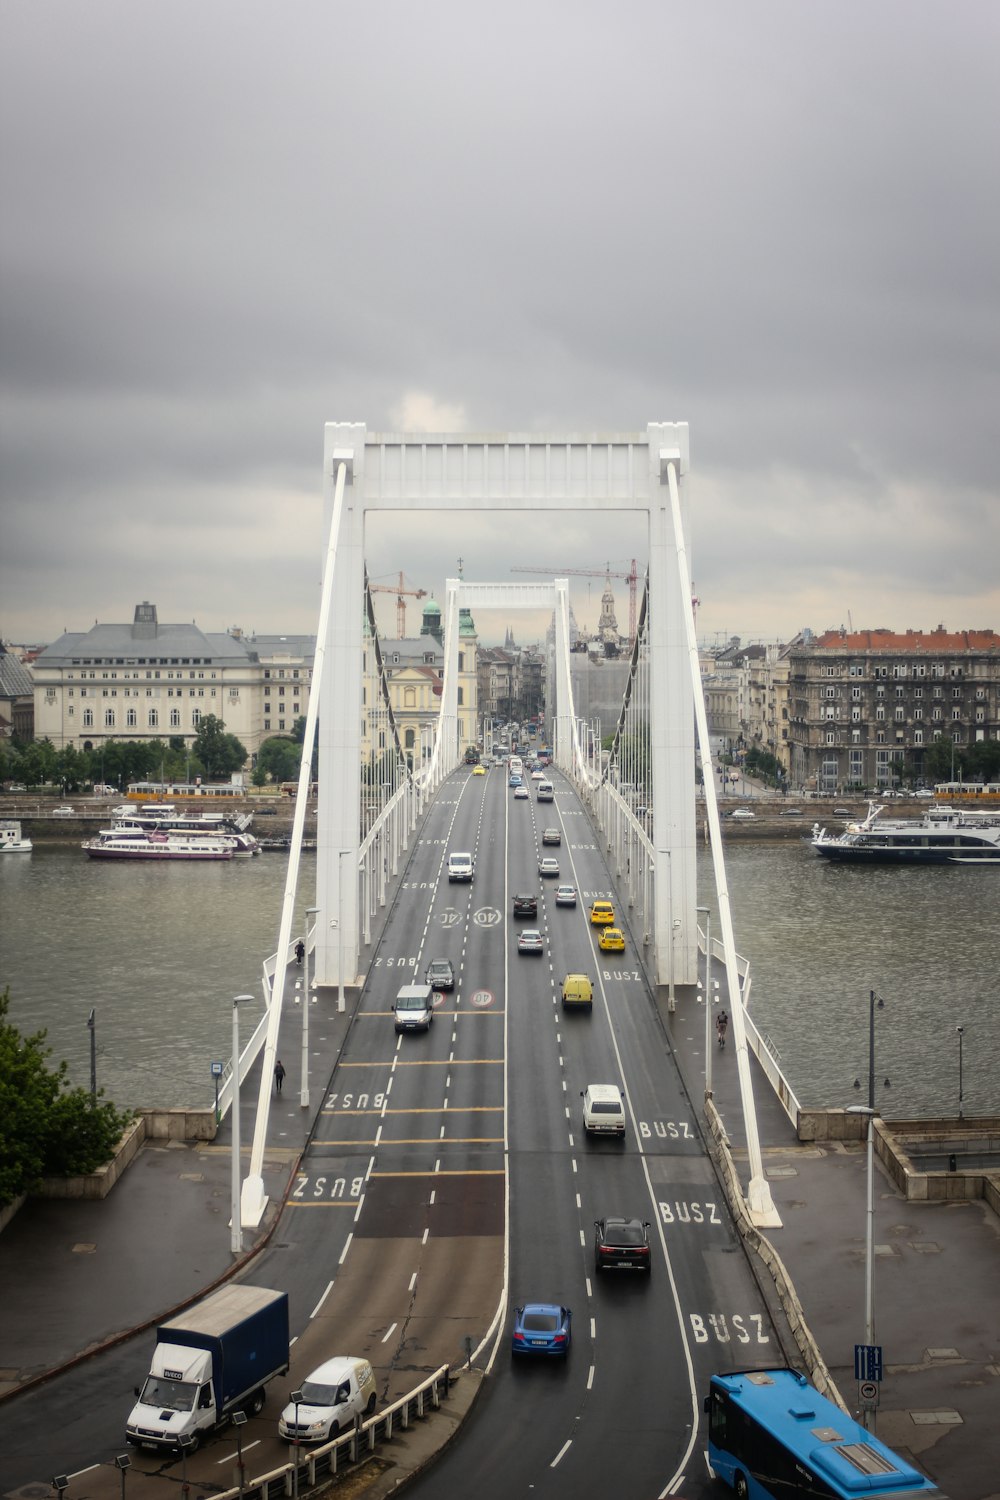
[
  {"left": 193, "top": 715, "right": 247, "bottom": 778},
  {"left": 744, "top": 747, "right": 784, "bottom": 786},
  {"left": 256, "top": 736, "right": 301, "bottom": 783},
  {"left": 0, "top": 989, "right": 134, "bottom": 1207}
]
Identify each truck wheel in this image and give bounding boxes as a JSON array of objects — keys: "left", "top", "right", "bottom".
[
  {"left": 185, "top": 1432, "right": 201, "bottom": 1454},
  {"left": 365, "top": 1393, "right": 376, "bottom": 1415},
  {"left": 249, "top": 1388, "right": 266, "bottom": 1416}
]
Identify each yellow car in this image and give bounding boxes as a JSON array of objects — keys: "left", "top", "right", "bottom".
[
  {"left": 589, "top": 900, "right": 615, "bottom": 926},
  {"left": 472, "top": 765, "right": 486, "bottom": 776},
  {"left": 598, "top": 927, "right": 625, "bottom": 952}
]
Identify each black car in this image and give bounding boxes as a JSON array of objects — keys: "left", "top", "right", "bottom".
[
  {"left": 594, "top": 1216, "right": 652, "bottom": 1273},
  {"left": 512, "top": 892, "right": 537, "bottom": 919},
  {"left": 425, "top": 958, "right": 455, "bottom": 991}
]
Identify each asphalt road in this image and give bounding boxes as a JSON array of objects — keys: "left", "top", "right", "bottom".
[{"left": 0, "top": 766, "right": 784, "bottom": 1499}]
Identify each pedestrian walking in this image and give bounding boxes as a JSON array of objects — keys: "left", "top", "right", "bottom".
[
  {"left": 716, "top": 1010, "right": 729, "bottom": 1049},
  {"left": 274, "top": 1058, "right": 286, "bottom": 1093},
  {"left": 294, "top": 939, "right": 305, "bottom": 965}
]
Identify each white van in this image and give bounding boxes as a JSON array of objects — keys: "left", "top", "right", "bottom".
[
  {"left": 447, "top": 851, "right": 474, "bottom": 883},
  {"left": 581, "top": 1083, "right": 626, "bottom": 1138},
  {"left": 278, "top": 1356, "right": 376, "bottom": 1442},
  {"left": 536, "top": 780, "right": 554, "bottom": 802},
  {"left": 394, "top": 983, "right": 435, "bottom": 1033}
]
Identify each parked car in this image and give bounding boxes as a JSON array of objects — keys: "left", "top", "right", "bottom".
[
  {"left": 589, "top": 900, "right": 615, "bottom": 926},
  {"left": 598, "top": 927, "right": 625, "bottom": 952},
  {"left": 538, "top": 856, "right": 560, "bottom": 878},
  {"left": 554, "top": 884, "right": 577, "bottom": 907},
  {"left": 425, "top": 958, "right": 455, "bottom": 991},
  {"left": 512, "top": 892, "right": 538, "bottom": 919},
  {"left": 511, "top": 1303, "right": 572, "bottom": 1357},
  {"left": 593, "top": 1216, "right": 651, "bottom": 1274},
  {"left": 541, "top": 828, "right": 561, "bottom": 846},
  {"left": 517, "top": 928, "right": 544, "bottom": 955}
]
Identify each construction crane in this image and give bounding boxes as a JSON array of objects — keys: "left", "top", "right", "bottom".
[
  {"left": 511, "top": 560, "right": 640, "bottom": 642},
  {"left": 369, "top": 572, "right": 428, "bottom": 638}
]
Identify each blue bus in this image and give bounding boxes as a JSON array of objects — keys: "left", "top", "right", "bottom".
[{"left": 706, "top": 1369, "right": 946, "bottom": 1499}]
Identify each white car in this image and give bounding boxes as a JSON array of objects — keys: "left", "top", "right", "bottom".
[
  {"left": 538, "top": 856, "right": 560, "bottom": 877},
  {"left": 278, "top": 1356, "right": 377, "bottom": 1443},
  {"left": 729, "top": 807, "right": 755, "bottom": 820},
  {"left": 52, "top": 806, "right": 76, "bottom": 816}
]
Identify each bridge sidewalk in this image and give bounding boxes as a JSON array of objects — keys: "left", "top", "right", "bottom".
[{"left": 663, "top": 983, "right": 1000, "bottom": 1500}]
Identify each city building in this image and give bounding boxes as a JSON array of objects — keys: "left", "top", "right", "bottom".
[
  {"left": 0, "top": 643, "right": 35, "bottom": 740},
  {"left": 787, "top": 626, "right": 1000, "bottom": 792},
  {"left": 363, "top": 598, "right": 479, "bottom": 768}
]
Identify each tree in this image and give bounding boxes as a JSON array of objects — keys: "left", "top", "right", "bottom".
[
  {"left": 0, "top": 989, "right": 133, "bottom": 1208},
  {"left": 192, "top": 715, "right": 247, "bottom": 779},
  {"left": 256, "top": 736, "right": 301, "bottom": 784}
]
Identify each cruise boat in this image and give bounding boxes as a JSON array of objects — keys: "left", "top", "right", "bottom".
[
  {"left": 1, "top": 820, "right": 33, "bottom": 853},
  {"left": 811, "top": 802, "right": 1000, "bottom": 865},
  {"left": 111, "top": 803, "right": 260, "bottom": 856},
  {"left": 83, "top": 828, "right": 235, "bottom": 861}
]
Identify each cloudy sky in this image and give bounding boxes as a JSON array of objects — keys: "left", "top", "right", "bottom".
[{"left": 2, "top": 0, "right": 998, "bottom": 652}]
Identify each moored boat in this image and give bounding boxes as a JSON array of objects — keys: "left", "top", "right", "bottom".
[
  {"left": 811, "top": 802, "right": 1000, "bottom": 865},
  {"left": 83, "top": 828, "right": 235, "bottom": 861},
  {"left": 111, "top": 803, "right": 259, "bottom": 856},
  {"left": 1, "top": 820, "right": 33, "bottom": 853}
]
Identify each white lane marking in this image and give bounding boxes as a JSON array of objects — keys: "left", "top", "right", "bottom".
[
  {"left": 409, "top": 1272, "right": 418, "bottom": 1291},
  {"left": 216, "top": 1438, "right": 262, "bottom": 1464},
  {"left": 440, "top": 1124, "right": 446, "bottom": 1137},
  {"left": 575, "top": 1193, "right": 582, "bottom": 1209},
  {"left": 338, "top": 1232, "right": 353, "bottom": 1265},
  {"left": 435, "top": 1157, "right": 441, "bottom": 1172},
  {"left": 551, "top": 1440, "right": 572, "bottom": 1468},
  {"left": 310, "top": 1280, "right": 334, "bottom": 1318},
  {"left": 429, "top": 1189, "right": 436, "bottom": 1204},
  {"left": 353, "top": 1194, "right": 365, "bottom": 1222},
  {"left": 375, "top": 1124, "right": 383, "bottom": 1146},
  {"left": 381, "top": 1322, "right": 398, "bottom": 1343},
  {"left": 587, "top": 1365, "right": 595, "bottom": 1391},
  {"left": 579, "top": 1229, "right": 586, "bottom": 1247},
  {"left": 365, "top": 1154, "right": 375, "bottom": 1180},
  {"left": 571, "top": 1158, "right": 578, "bottom": 1173},
  {"left": 385, "top": 1076, "right": 393, "bottom": 1096},
  {"left": 590, "top": 1317, "right": 596, "bottom": 1339},
  {"left": 422, "top": 1227, "right": 429, "bottom": 1245},
  {"left": 586, "top": 1277, "right": 593, "bottom": 1298}
]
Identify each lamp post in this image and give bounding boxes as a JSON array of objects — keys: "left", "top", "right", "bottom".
[
  {"left": 230, "top": 995, "right": 253, "bottom": 1255},
  {"left": 300, "top": 906, "right": 319, "bottom": 1107},
  {"left": 697, "top": 906, "right": 712, "bottom": 1096},
  {"left": 232, "top": 1410, "right": 247, "bottom": 1498},
  {"left": 87, "top": 1007, "right": 97, "bottom": 1102},
  {"left": 847, "top": 1102, "right": 876, "bottom": 1427},
  {"left": 113, "top": 1454, "right": 130, "bottom": 1500},
  {"left": 956, "top": 1026, "right": 964, "bottom": 1119},
  {"left": 290, "top": 1389, "right": 304, "bottom": 1500}
]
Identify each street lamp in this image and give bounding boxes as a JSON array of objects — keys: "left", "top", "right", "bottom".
[
  {"left": 178, "top": 1432, "right": 193, "bottom": 1500},
  {"left": 300, "top": 906, "right": 319, "bottom": 1108},
  {"left": 232, "top": 1410, "right": 247, "bottom": 1498},
  {"left": 697, "top": 906, "right": 713, "bottom": 1096},
  {"left": 113, "top": 1454, "right": 130, "bottom": 1500},
  {"left": 956, "top": 1026, "right": 964, "bottom": 1119},
  {"left": 290, "top": 1389, "right": 304, "bottom": 1500},
  {"left": 847, "top": 1102, "right": 877, "bottom": 1428},
  {"left": 87, "top": 1007, "right": 97, "bottom": 1102},
  {"left": 231, "top": 995, "right": 254, "bottom": 1255}
]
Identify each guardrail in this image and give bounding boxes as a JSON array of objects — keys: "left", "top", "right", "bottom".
[{"left": 213, "top": 1364, "right": 453, "bottom": 1500}]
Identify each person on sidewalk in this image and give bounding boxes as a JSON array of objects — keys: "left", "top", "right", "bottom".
[
  {"left": 274, "top": 1058, "right": 286, "bottom": 1093},
  {"left": 295, "top": 939, "right": 305, "bottom": 965},
  {"left": 716, "top": 1010, "right": 728, "bottom": 1049}
]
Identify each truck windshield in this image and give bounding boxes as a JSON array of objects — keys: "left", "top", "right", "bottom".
[{"left": 141, "top": 1376, "right": 198, "bottom": 1411}]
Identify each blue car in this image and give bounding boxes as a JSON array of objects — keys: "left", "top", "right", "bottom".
[
  {"left": 511, "top": 1303, "right": 572, "bottom": 1356},
  {"left": 508, "top": 773, "right": 523, "bottom": 788}
]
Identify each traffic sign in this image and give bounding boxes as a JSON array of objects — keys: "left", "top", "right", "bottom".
[
  {"left": 854, "top": 1344, "right": 883, "bottom": 1382},
  {"left": 859, "top": 1381, "right": 879, "bottom": 1402}
]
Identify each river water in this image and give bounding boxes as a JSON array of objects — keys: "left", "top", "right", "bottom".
[{"left": 1, "top": 840, "right": 997, "bottom": 1118}]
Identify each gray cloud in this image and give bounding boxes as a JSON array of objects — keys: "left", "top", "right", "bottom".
[{"left": 2, "top": 0, "right": 998, "bottom": 649}]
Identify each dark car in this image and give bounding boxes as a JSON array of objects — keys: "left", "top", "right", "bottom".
[
  {"left": 425, "top": 958, "right": 455, "bottom": 991},
  {"left": 541, "top": 827, "right": 561, "bottom": 846},
  {"left": 511, "top": 1303, "right": 572, "bottom": 1357},
  {"left": 512, "top": 892, "right": 538, "bottom": 919},
  {"left": 594, "top": 1216, "right": 652, "bottom": 1274}
]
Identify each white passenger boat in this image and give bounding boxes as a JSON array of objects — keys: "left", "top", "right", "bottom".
[
  {"left": 83, "top": 828, "right": 235, "bottom": 861},
  {"left": 112, "top": 803, "right": 259, "bottom": 856},
  {"left": 811, "top": 802, "right": 1000, "bottom": 865},
  {"left": 1, "top": 820, "right": 33, "bottom": 853}
]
